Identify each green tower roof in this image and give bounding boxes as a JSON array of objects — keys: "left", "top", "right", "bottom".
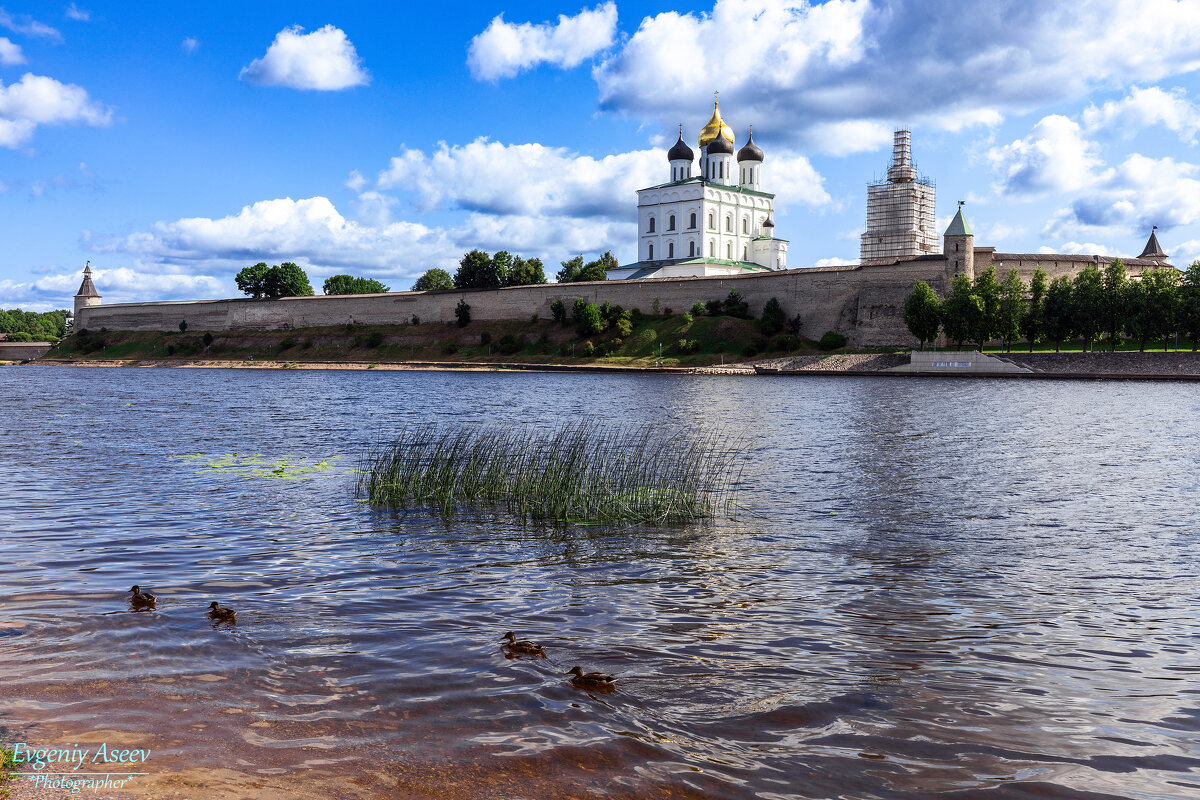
[{"left": 945, "top": 206, "right": 972, "bottom": 237}]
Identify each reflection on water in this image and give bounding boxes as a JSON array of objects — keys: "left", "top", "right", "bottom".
[{"left": 1, "top": 367, "right": 1199, "bottom": 799}]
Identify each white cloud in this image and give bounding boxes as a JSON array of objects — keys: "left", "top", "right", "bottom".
[
  {"left": 0, "top": 9, "right": 62, "bottom": 42},
  {"left": 0, "top": 72, "right": 111, "bottom": 147},
  {"left": 1173, "top": 238, "right": 1200, "bottom": 267},
  {"left": 65, "top": 3, "right": 89, "bottom": 22},
  {"left": 0, "top": 36, "right": 24, "bottom": 65},
  {"left": 767, "top": 151, "right": 832, "bottom": 208},
  {"left": 1045, "top": 154, "right": 1200, "bottom": 238},
  {"left": 239, "top": 25, "right": 368, "bottom": 91},
  {"left": 1037, "top": 241, "right": 1120, "bottom": 257},
  {"left": 468, "top": 2, "right": 617, "bottom": 81},
  {"left": 593, "top": 0, "right": 1200, "bottom": 149},
  {"left": 181, "top": 37, "right": 199, "bottom": 54},
  {"left": 1083, "top": 86, "right": 1200, "bottom": 144},
  {"left": 804, "top": 120, "right": 892, "bottom": 156},
  {"left": 344, "top": 169, "right": 366, "bottom": 192},
  {"left": 377, "top": 137, "right": 663, "bottom": 219},
  {"left": 987, "top": 115, "right": 1101, "bottom": 196},
  {"left": 814, "top": 256, "right": 853, "bottom": 267}
]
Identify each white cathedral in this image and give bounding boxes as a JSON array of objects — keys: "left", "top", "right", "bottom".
[{"left": 607, "top": 98, "right": 788, "bottom": 280}]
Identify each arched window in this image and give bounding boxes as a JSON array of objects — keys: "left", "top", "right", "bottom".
[
  {"left": 725, "top": 215, "right": 732, "bottom": 232},
  {"left": 689, "top": 212, "right": 697, "bottom": 229},
  {"left": 726, "top": 242, "right": 732, "bottom": 259},
  {"left": 689, "top": 241, "right": 696, "bottom": 257},
  {"left": 667, "top": 215, "right": 675, "bottom": 231},
  {"left": 742, "top": 217, "right": 749, "bottom": 234},
  {"left": 648, "top": 243, "right": 654, "bottom": 260},
  {"left": 668, "top": 242, "right": 674, "bottom": 258},
  {"left": 709, "top": 240, "right": 715, "bottom": 257},
  {"left": 743, "top": 246, "right": 748, "bottom": 260},
  {"left": 648, "top": 217, "right": 656, "bottom": 233},
  {"left": 708, "top": 213, "right": 714, "bottom": 229}
]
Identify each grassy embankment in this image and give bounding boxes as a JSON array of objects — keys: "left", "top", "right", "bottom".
[{"left": 45, "top": 314, "right": 857, "bottom": 367}]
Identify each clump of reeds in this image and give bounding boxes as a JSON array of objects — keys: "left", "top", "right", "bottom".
[{"left": 357, "top": 420, "right": 745, "bottom": 524}]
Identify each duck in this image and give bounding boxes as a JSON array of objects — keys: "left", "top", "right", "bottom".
[
  {"left": 501, "top": 631, "right": 546, "bottom": 657},
  {"left": 566, "top": 666, "right": 616, "bottom": 690},
  {"left": 129, "top": 585, "right": 157, "bottom": 607},
  {"left": 207, "top": 601, "right": 237, "bottom": 622}
]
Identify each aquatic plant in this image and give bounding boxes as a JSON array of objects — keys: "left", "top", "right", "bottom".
[
  {"left": 175, "top": 452, "right": 341, "bottom": 481},
  {"left": 357, "top": 420, "right": 746, "bottom": 524}
]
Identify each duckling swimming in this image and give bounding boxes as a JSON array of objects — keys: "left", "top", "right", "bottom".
[
  {"left": 566, "top": 666, "right": 616, "bottom": 690},
  {"left": 207, "top": 601, "right": 236, "bottom": 623},
  {"left": 129, "top": 585, "right": 156, "bottom": 607},
  {"left": 501, "top": 631, "right": 546, "bottom": 657}
]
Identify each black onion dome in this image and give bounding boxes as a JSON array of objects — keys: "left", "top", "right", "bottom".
[
  {"left": 706, "top": 133, "right": 734, "bottom": 155},
  {"left": 737, "top": 130, "right": 763, "bottom": 162},
  {"left": 667, "top": 131, "right": 694, "bottom": 162},
  {"left": 763, "top": 215, "right": 774, "bottom": 228}
]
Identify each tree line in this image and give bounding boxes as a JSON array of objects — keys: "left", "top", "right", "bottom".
[
  {"left": 0, "top": 308, "right": 68, "bottom": 341},
  {"left": 235, "top": 262, "right": 392, "bottom": 298},
  {"left": 412, "top": 250, "right": 617, "bottom": 291},
  {"left": 904, "top": 260, "right": 1200, "bottom": 352}
]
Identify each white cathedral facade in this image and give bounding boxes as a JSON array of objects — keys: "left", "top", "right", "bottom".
[{"left": 607, "top": 99, "right": 788, "bottom": 280}]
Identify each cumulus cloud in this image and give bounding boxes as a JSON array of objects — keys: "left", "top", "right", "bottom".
[
  {"left": 1083, "top": 86, "right": 1200, "bottom": 144},
  {"left": 1044, "top": 154, "right": 1200, "bottom": 238},
  {"left": 593, "top": 0, "right": 1200, "bottom": 150},
  {"left": 344, "top": 169, "right": 366, "bottom": 192},
  {"left": 240, "top": 25, "right": 369, "bottom": 90},
  {"left": 987, "top": 115, "right": 1102, "bottom": 196},
  {"left": 0, "top": 36, "right": 24, "bottom": 64},
  {"left": 377, "top": 137, "right": 662, "bottom": 219},
  {"left": 0, "top": 72, "right": 111, "bottom": 147},
  {"left": 468, "top": 2, "right": 617, "bottom": 81},
  {"left": 1037, "top": 241, "right": 1120, "bottom": 257},
  {"left": 0, "top": 8, "right": 61, "bottom": 42},
  {"left": 181, "top": 37, "right": 199, "bottom": 54},
  {"left": 766, "top": 151, "right": 832, "bottom": 207},
  {"left": 64, "top": 3, "right": 89, "bottom": 22}
]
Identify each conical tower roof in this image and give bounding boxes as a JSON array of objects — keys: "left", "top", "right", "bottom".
[
  {"left": 75, "top": 263, "right": 100, "bottom": 298},
  {"left": 944, "top": 206, "right": 972, "bottom": 237},
  {"left": 1139, "top": 228, "right": 1167, "bottom": 259}
]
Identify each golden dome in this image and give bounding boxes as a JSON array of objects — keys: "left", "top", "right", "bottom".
[{"left": 698, "top": 100, "right": 734, "bottom": 149}]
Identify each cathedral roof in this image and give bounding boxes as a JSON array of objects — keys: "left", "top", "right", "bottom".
[
  {"left": 667, "top": 127, "right": 694, "bottom": 162},
  {"left": 698, "top": 99, "right": 734, "bottom": 149},
  {"left": 763, "top": 215, "right": 774, "bottom": 228},
  {"left": 706, "top": 131, "right": 734, "bottom": 155},
  {"left": 1139, "top": 228, "right": 1167, "bottom": 259},
  {"left": 944, "top": 206, "right": 973, "bottom": 237},
  {"left": 737, "top": 129, "right": 763, "bottom": 162},
  {"left": 75, "top": 264, "right": 100, "bottom": 298}
]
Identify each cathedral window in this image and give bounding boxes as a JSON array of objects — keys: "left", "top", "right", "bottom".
[
  {"left": 743, "top": 246, "right": 747, "bottom": 260},
  {"left": 667, "top": 215, "right": 675, "bottom": 231},
  {"left": 742, "top": 217, "right": 748, "bottom": 234},
  {"left": 689, "top": 241, "right": 696, "bottom": 257},
  {"left": 725, "top": 215, "right": 732, "bottom": 232},
  {"left": 689, "top": 212, "right": 696, "bottom": 229},
  {"left": 707, "top": 213, "right": 714, "bottom": 229},
  {"left": 709, "top": 240, "right": 714, "bottom": 257},
  {"left": 648, "top": 217, "right": 655, "bottom": 233},
  {"left": 668, "top": 242, "right": 674, "bottom": 258},
  {"left": 726, "top": 242, "right": 732, "bottom": 259},
  {"left": 648, "top": 243, "right": 654, "bottom": 260}
]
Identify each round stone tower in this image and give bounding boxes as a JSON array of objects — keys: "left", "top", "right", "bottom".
[
  {"left": 73, "top": 262, "right": 101, "bottom": 327},
  {"left": 943, "top": 202, "right": 974, "bottom": 279}
]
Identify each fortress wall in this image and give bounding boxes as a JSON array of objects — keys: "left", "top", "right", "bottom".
[
  {"left": 75, "top": 258, "right": 958, "bottom": 347},
  {"left": 979, "top": 254, "right": 1160, "bottom": 282}
]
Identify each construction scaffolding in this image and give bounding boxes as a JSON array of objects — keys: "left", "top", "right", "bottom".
[{"left": 860, "top": 130, "right": 938, "bottom": 265}]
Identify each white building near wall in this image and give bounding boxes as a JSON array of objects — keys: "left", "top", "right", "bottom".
[{"left": 608, "top": 99, "right": 788, "bottom": 280}]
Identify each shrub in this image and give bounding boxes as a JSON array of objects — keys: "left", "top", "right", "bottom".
[
  {"left": 614, "top": 311, "right": 633, "bottom": 338},
  {"left": 774, "top": 334, "right": 800, "bottom": 351},
  {"left": 167, "top": 344, "right": 176, "bottom": 356},
  {"left": 559, "top": 342, "right": 571, "bottom": 356},
  {"left": 609, "top": 337, "right": 623, "bottom": 350},
  {"left": 280, "top": 337, "right": 295, "bottom": 350},
  {"left": 630, "top": 308, "right": 644, "bottom": 325},
  {"left": 301, "top": 339, "right": 313, "bottom": 350},
  {"left": 537, "top": 332, "right": 552, "bottom": 354},
  {"left": 580, "top": 340, "right": 596, "bottom": 357},
  {"left": 179, "top": 320, "right": 188, "bottom": 333},
  {"left": 411, "top": 315, "right": 420, "bottom": 326},
  {"left": 690, "top": 302, "right": 706, "bottom": 316},
  {"left": 681, "top": 312, "right": 694, "bottom": 325},
  {"left": 759, "top": 297, "right": 785, "bottom": 335},
  {"left": 600, "top": 301, "right": 614, "bottom": 323},
  {"left": 724, "top": 290, "right": 749, "bottom": 318},
  {"left": 572, "top": 297, "right": 588, "bottom": 321},
  {"left": 577, "top": 303, "right": 604, "bottom": 337},
  {"left": 480, "top": 331, "right": 492, "bottom": 346},
  {"left": 442, "top": 341, "right": 459, "bottom": 354},
  {"left": 786, "top": 314, "right": 803, "bottom": 336},
  {"left": 454, "top": 299, "right": 471, "bottom": 327},
  {"left": 705, "top": 299, "right": 723, "bottom": 316},
  {"left": 366, "top": 330, "right": 384, "bottom": 348},
  {"left": 202, "top": 331, "right": 214, "bottom": 347},
  {"left": 498, "top": 333, "right": 522, "bottom": 355},
  {"left": 740, "top": 342, "right": 759, "bottom": 358},
  {"left": 662, "top": 307, "right": 673, "bottom": 316},
  {"left": 550, "top": 299, "right": 567, "bottom": 324},
  {"left": 818, "top": 331, "right": 847, "bottom": 350},
  {"left": 652, "top": 298, "right": 661, "bottom": 316},
  {"left": 677, "top": 338, "right": 701, "bottom": 354}
]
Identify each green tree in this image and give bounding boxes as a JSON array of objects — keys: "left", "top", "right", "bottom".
[
  {"left": 1071, "top": 264, "right": 1104, "bottom": 351},
  {"left": 1021, "top": 267, "right": 1048, "bottom": 352},
  {"left": 971, "top": 266, "right": 1002, "bottom": 349},
  {"left": 577, "top": 302, "right": 604, "bottom": 336},
  {"left": 490, "top": 251, "right": 514, "bottom": 286},
  {"left": 1141, "top": 267, "right": 1182, "bottom": 351},
  {"left": 996, "top": 270, "right": 1026, "bottom": 352},
  {"left": 571, "top": 297, "right": 588, "bottom": 321},
  {"left": 904, "top": 281, "right": 942, "bottom": 349},
  {"left": 759, "top": 297, "right": 786, "bottom": 335},
  {"left": 323, "top": 274, "right": 390, "bottom": 295},
  {"left": 454, "top": 249, "right": 502, "bottom": 289},
  {"left": 236, "top": 262, "right": 270, "bottom": 299},
  {"left": 1042, "top": 276, "right": 1074, "bottom": 352},
  {"left": 454, "top": 298, "right": 471, "bottom": 327},
  {"left": 579, "top": 252, "right": 616, "bottom": 282},
  {"left": 550, "top": 299, "right": 567, "bottom": 325},
  {"left": 507, "top": 256, "right": 547, "bottom": 286},
  {"left": 412, "top": 268, "right": 454, "bottom": 291},
  {"left": 556, "top": 255, "right": 584, "bottom": 283},
  {"left": 179, "top": 320, "right": 188, "bottom": 333},
  {"left": 1124, "top": 277, "right": 1153, "bottom": 351},
  {"left": 1101, "top": 258, "right": 1127, "bottom": 351},
  {"left": 1180, "top": 261, "right": 1200, "bottom": 351},
  {"left": 723, "top": 290, "right": 749, "bottom": 318},
  {"left": 941, "top": 272, "right": 980, "bottom": 349}
]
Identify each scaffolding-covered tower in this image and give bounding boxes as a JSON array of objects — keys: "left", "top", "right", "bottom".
[{"left": 859, "top": 130, "right": 937, "bottom": 265}]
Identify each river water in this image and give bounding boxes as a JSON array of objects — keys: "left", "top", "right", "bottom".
[{"left": 1, "top": 366, "right": 1198, "bottom": 799}]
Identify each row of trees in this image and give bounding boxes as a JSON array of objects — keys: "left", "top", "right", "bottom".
[
  {"left": 0, "top": 308, "right": 68, "bottom": 340},
  {"left": 236, "top": 263, "right": 392, "bottom": 299},
  {"left": 904, "top": 260, "right": 1200, "bottom": 352},
  {"left": 412, "top": 250, "right": 619, "bottom": 292}
]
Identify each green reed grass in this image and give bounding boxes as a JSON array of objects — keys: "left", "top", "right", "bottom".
[{"left": 357, "top": 420, "right": 745, "bottom": 524}]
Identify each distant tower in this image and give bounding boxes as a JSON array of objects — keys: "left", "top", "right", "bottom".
[
  {"left": 73, "top": 262, "right": 101, "bottom": 326},
  {"left": 943, "top": 201, "right": 974, "bottom": 279},
  {"left": 667, "top": 125, "right": 694, "bottom": 183},
  {"left": 1139, "top": 226, "right": 1168, "bottom": 262},
  {"left": 860, "top": 129, "right": 937, "bottom": 265}
]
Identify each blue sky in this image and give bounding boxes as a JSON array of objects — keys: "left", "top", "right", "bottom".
[{"left": 4, "top": 0, "right": 1200, "bottom": 310}]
